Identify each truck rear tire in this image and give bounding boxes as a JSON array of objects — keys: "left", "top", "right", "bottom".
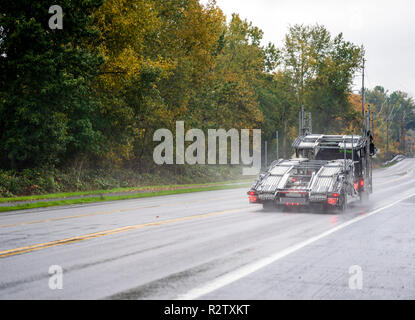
[{"left": 340, "top": 193, "right": 347, "bottom": 212}]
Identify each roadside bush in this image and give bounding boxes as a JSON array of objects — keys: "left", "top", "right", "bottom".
[{"left": 0, "top": 163, "right": 245, "bottom": 197}]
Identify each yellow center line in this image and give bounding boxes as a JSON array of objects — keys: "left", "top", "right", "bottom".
[
  {"left": 0, "top": 207, "right": 248, "bottom": 258},
  {"left": 0, "top": 196, "right": 231, "bottom": 229},
  {"left": 0, "top": 205, "right": 157, "bottom": 229}
]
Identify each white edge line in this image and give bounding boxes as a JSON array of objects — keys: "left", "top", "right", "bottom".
[{"left": 176, "top": 192, "right": 415, "bottom": 300}]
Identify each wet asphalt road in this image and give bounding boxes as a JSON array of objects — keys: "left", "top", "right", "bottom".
[{"left": 0, "top": 159, "right": 415, "bottom": 299}]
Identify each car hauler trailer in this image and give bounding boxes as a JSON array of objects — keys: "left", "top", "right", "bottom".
[{"left": 247, "top": 134, "right": 375, "bottom": 211}]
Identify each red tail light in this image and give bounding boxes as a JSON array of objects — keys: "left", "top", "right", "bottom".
[
  {"left": 327, "top": 198, "right": 338, "bottom": 205},
  {"left": 249, "top": 196, "right": 258, "bottom": 203},
  {"left": 354, "top": 179, "right": 364, "bottom": 190},
  {"left": 333, "top": 193, "right": 339, "bottom": 197}
]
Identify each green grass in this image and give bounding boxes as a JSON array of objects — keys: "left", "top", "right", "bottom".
[
  {"left": 0, "top": 182, "right": 251, "bottom": 213},
  {"left": 0, "top": 179, "right": 251, "bottom": 203}
]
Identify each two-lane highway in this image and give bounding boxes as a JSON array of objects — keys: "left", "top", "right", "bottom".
[{"left": 1, "top": 159, "right": 415, "bottom": 299}]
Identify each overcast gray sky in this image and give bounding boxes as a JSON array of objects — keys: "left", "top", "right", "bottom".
[{"left": 206, "top": 0, "right": 415, "bottom": 97}]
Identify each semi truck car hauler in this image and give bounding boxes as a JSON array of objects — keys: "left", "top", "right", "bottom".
[{"left": 248, "top": 134, "right": 375, "bottom": 211}]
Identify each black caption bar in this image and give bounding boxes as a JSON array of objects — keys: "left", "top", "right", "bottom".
[{"left": 2, "top": 300, "right": 412, "bottom": 319}]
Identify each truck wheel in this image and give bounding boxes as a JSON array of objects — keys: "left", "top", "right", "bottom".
[{"left": 340, "top": 193, "right": 347, "bottom": 212}]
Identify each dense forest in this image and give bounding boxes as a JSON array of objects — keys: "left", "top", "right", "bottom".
[{"left": 1, "top": 0, "right": 414, "bottom": 196}]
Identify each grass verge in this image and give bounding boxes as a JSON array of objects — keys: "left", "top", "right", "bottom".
[
  {"left": 0, "top": 182, "right": 251, "bottom": 213},
  {"left": 0, "top": 179, "right": 250, "bottom": 203}
]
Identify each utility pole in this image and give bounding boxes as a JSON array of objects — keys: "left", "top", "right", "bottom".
[
  {"left": 368, "top": 105, "right": 371, "bottom": 133},
  {"left": 301, "top": 106, "right": 305, "bottom": 135},
  {"left": 264, "top": 140, "right": 268, "bottom": 168},
  {"left": 400, "top": 116, "right": 403, "bottom": 153},
  {"left": 402, "top": 111, "right": 406, "bottom": 154},
  {"left": 298, "top": 108, "right": 312, "bottom": 138},
  {"left": 276, "top": 130, "right": 279, "bottom": 160},
  {"left": 386, "top": 118, "right": 390, "bottom": 160},
  {"left": 385, "top": 103, "right": 397, "bottom": 161},
  {"left": 299, "top": 106, "right": 305, "bottom": 136},
  {"left": 362, "top": 58, "right": 366, "bottom": 134},
  {"left": 309, "top": 112, "right": 312, "bottom": 134},
  {"left": 361, "top": 57, "right": 369, "bottom": 182}
]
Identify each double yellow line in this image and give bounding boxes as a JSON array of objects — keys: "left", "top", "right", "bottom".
[{"left": 0, "top": 207, "right": 246, "bottom": 258}]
